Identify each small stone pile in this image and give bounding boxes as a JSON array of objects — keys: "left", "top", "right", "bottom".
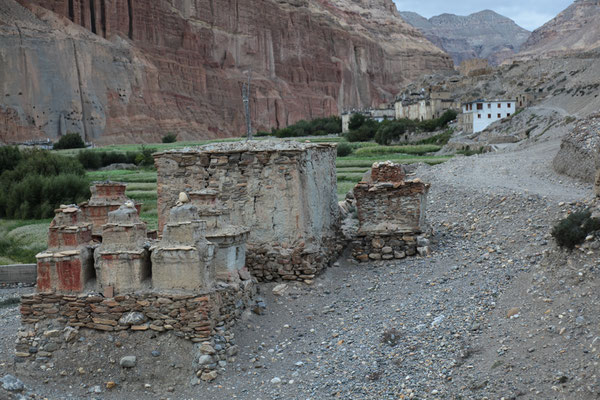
[{"left": 351, "top": 161, "right": 431, "bottom": 261}]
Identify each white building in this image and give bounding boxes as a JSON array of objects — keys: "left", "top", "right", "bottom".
[{"left": 460, "top": 99, "right": 516, "bottom": 133}]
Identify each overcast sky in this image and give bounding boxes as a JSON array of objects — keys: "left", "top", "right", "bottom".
[{"left": 393, "top": 0, "right": 574, "bottom": 31}]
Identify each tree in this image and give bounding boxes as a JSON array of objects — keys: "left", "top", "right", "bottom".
[{"left": 348, "top": 113, "right": 366, "bottom": 131}]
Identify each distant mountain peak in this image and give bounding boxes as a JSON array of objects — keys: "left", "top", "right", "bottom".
[{"left": 399, "top": 10, "right": 530, "bottom": 66}]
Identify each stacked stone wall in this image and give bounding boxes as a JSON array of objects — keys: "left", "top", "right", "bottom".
[{"left": 17, "top": 281, "right": 255, "bottom": 378}]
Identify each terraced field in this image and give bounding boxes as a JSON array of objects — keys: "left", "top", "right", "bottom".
[{"left": 1, "top": 137, "right": 452, "bottom": 265}]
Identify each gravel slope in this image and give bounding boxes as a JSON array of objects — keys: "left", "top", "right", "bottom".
[{"left": 0, "top": 132, "right": 597, "bottom": 399}]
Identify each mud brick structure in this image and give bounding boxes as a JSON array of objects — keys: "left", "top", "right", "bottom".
[
  {"left": 36, "top": 206, "right": 95, "bottom": 293},
  {"left": 151, "top": 204, "right": 217, "bottom": 291},
  {"left": 188, "top": 190, "right": 250, "bottom": 282},
  {"left": 352, "top": 162, "right": 430, "bottom": 262},
  {"left": 94, "top": 202, "right": 151, "bottom": 295},
  {"left": 80, "top": 182, "right": 140, "bottom": 236},
  {"left": 154, "top": 141, "right": 342, "bottom": 282}
]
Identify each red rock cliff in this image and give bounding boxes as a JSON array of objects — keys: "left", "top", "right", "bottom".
[{"left": 0, "top": 0, "right": 452, "bottom": 144}]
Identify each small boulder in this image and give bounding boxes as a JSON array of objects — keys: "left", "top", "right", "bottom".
[
  {"left": 119, "top": 312, "right": 147, "bottom": 326},
  {"left": 1, "top": 375, "right": 24, "bottom": 392},
  {"left": 120, "top": 356, "right": 137, "bottom": 368},
  {"left": 272, "top": 284, "right": 288, "bottom": 296}
]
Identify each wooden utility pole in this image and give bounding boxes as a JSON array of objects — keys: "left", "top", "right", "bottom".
[{"left": 242, "top": 72, "right": 252, "bottom": 140}]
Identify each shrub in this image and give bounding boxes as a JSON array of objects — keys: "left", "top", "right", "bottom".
[
  {"left": 53, "top": 133, "right": 85, "bottom": 150},
  {"left": 346, "top": 120, "right": 379, "bottom": 142},
  {"left": 374, "top": 119, "right": 416, "bottom": 145},
  {"left": 337, "top": 143, "right": 353, "bottom": 157},
  {"left": 270, "top": 116, "right": 342, "bottom": 137},
  {"left": 551, "top": 209, "right": 600, "bottom": 250},
  {"left": 0, "top": 149, "right": 89, "bottom": 219},
  {"left": 416, "top": 129, "right": 454, "bottom": 146},
  {"left": 348, "top": 114, "right": 366, "bottom": 131},
  {"left": 0, "top": 146, "right": 22, "bottom": 174},
  {"left": 162, "top": 133, "right": 177, "bottom": 143},
  {"left": 135, "top": 145, "right": 155, "bottom": 167},
  {"left": 77, "top": 150, "right": 102, "bottom": 170}
]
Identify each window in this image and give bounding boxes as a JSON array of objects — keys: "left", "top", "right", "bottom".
[
  {"left": 477, "top": 103, "right": 483, "bottom": 110},
  {"left": 488, "top": 114, "right": 491, "bottom": 119},
  {"left": 508, "top": 103, "right": 511, "bottom": 108},
  {"left": 497, "top": 113, "right": 501, "bottom": 118},
  {"left": 477, "top": 114, "right": 481, "bottom": 119},
  {"left": 498, "top": 103, "right": 501, "bottom": 108}
]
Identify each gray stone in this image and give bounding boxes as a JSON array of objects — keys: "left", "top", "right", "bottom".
[
  {"left": 272, "top": 283, "right": 288, "bottom": 296},
  {"left": 63, "top": 326, "right": 78, "bottom": 342},
  {"left": 119, "top": 312, "right": 147, "bottom": 326},
  {"left": 119, "top": 356, "right": 137, "bottom": 368},
  {"left": 197, "top": 355, "right": 213, "bottom": 366},
  {"left": 1, "top": 375, "right": 24, "bottom": 392},
  {"left": 381, "top": 246, "right": 393, "bottom": 254},
  {"left": 271, "top": 377, "right": 282, "bottom": 385},
  {"left": 369, "top": 253, "right": 382, "bottom": 260},
  {"left": 42, "top": 342, "right": 59, "bottom": 352}
]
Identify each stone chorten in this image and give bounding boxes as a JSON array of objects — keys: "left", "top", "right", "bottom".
[
  {"left": 151, "top": 198, "right": 216, "bottom": 291},
  {"left": 36, "top": 205, "right": 95, "bottom": 293},
  {"left": 94, "top": 201, "right": 150, "bottom": 295},
  {"left": 352, "top": 161, "right": 430, "bottom": 262},
  {"left": 80, "top": 181, "right": 140, "bottom": 236},
  {"left": 187, "top": 189, "right": 250, "bottom": 282}
]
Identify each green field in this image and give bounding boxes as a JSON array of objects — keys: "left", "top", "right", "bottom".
[{"left": 1, "top": 136, "right": 452, "bottom": 264}]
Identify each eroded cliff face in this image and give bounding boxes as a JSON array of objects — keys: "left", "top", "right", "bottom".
[
  {"left": 0, "top": 0, "right": 452, "bottom": 144},
  {"left": 516, "top": 0, "right": 600, "bottom": 60}
]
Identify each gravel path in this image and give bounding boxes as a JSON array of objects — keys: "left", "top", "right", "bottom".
[{"left": 0, "top": 134, "right": 597, "bottom": 399}]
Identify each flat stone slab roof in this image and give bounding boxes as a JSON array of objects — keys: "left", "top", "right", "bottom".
[{"left": 153, "top": 140, "right": 336, "bottom": 156}]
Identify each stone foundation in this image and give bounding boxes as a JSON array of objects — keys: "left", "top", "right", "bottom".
[
  {"left": 17, "top": 280, "right": 255, "bottom": 378},
  {"left": 246, "top": 237, "right": 344, "bottom": 282},
  {"left": 351, "top": 233, "right": 432, "bottom": 262}
]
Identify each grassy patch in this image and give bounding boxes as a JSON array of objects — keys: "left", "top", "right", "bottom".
[
  {"left": 0, "top": 219, "right": 50, "bottom": 265},
  {"left": 336, "top": 156, "right": 451, "bottom": 168},
  {"left": 337, "top": 181, "right": 358, "bottom": 201},
  {"left": 353, "top": 145, "right": 441, "bottom": 157}
]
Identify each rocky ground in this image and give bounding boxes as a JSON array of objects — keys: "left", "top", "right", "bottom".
[{"left": 1, "top": 132, "right": 598, "bottom": 399}]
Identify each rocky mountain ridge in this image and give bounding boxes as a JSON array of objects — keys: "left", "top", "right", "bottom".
[
  {"left": 515, "top": 0, "right": 600, "bottom": 60},
  {"left": 0, "top": 0, "right": 452, "bottom": 144},
  {"left": 399, "top": 10, "right": 530, "bottom": 66}
]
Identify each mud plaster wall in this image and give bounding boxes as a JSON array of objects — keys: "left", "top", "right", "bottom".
[
  {"left": 354, "top": 181, "right": 429, "bottom": 234},
  {"left": 154, "top": 144, "right": 339, "bottom": 245}
]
